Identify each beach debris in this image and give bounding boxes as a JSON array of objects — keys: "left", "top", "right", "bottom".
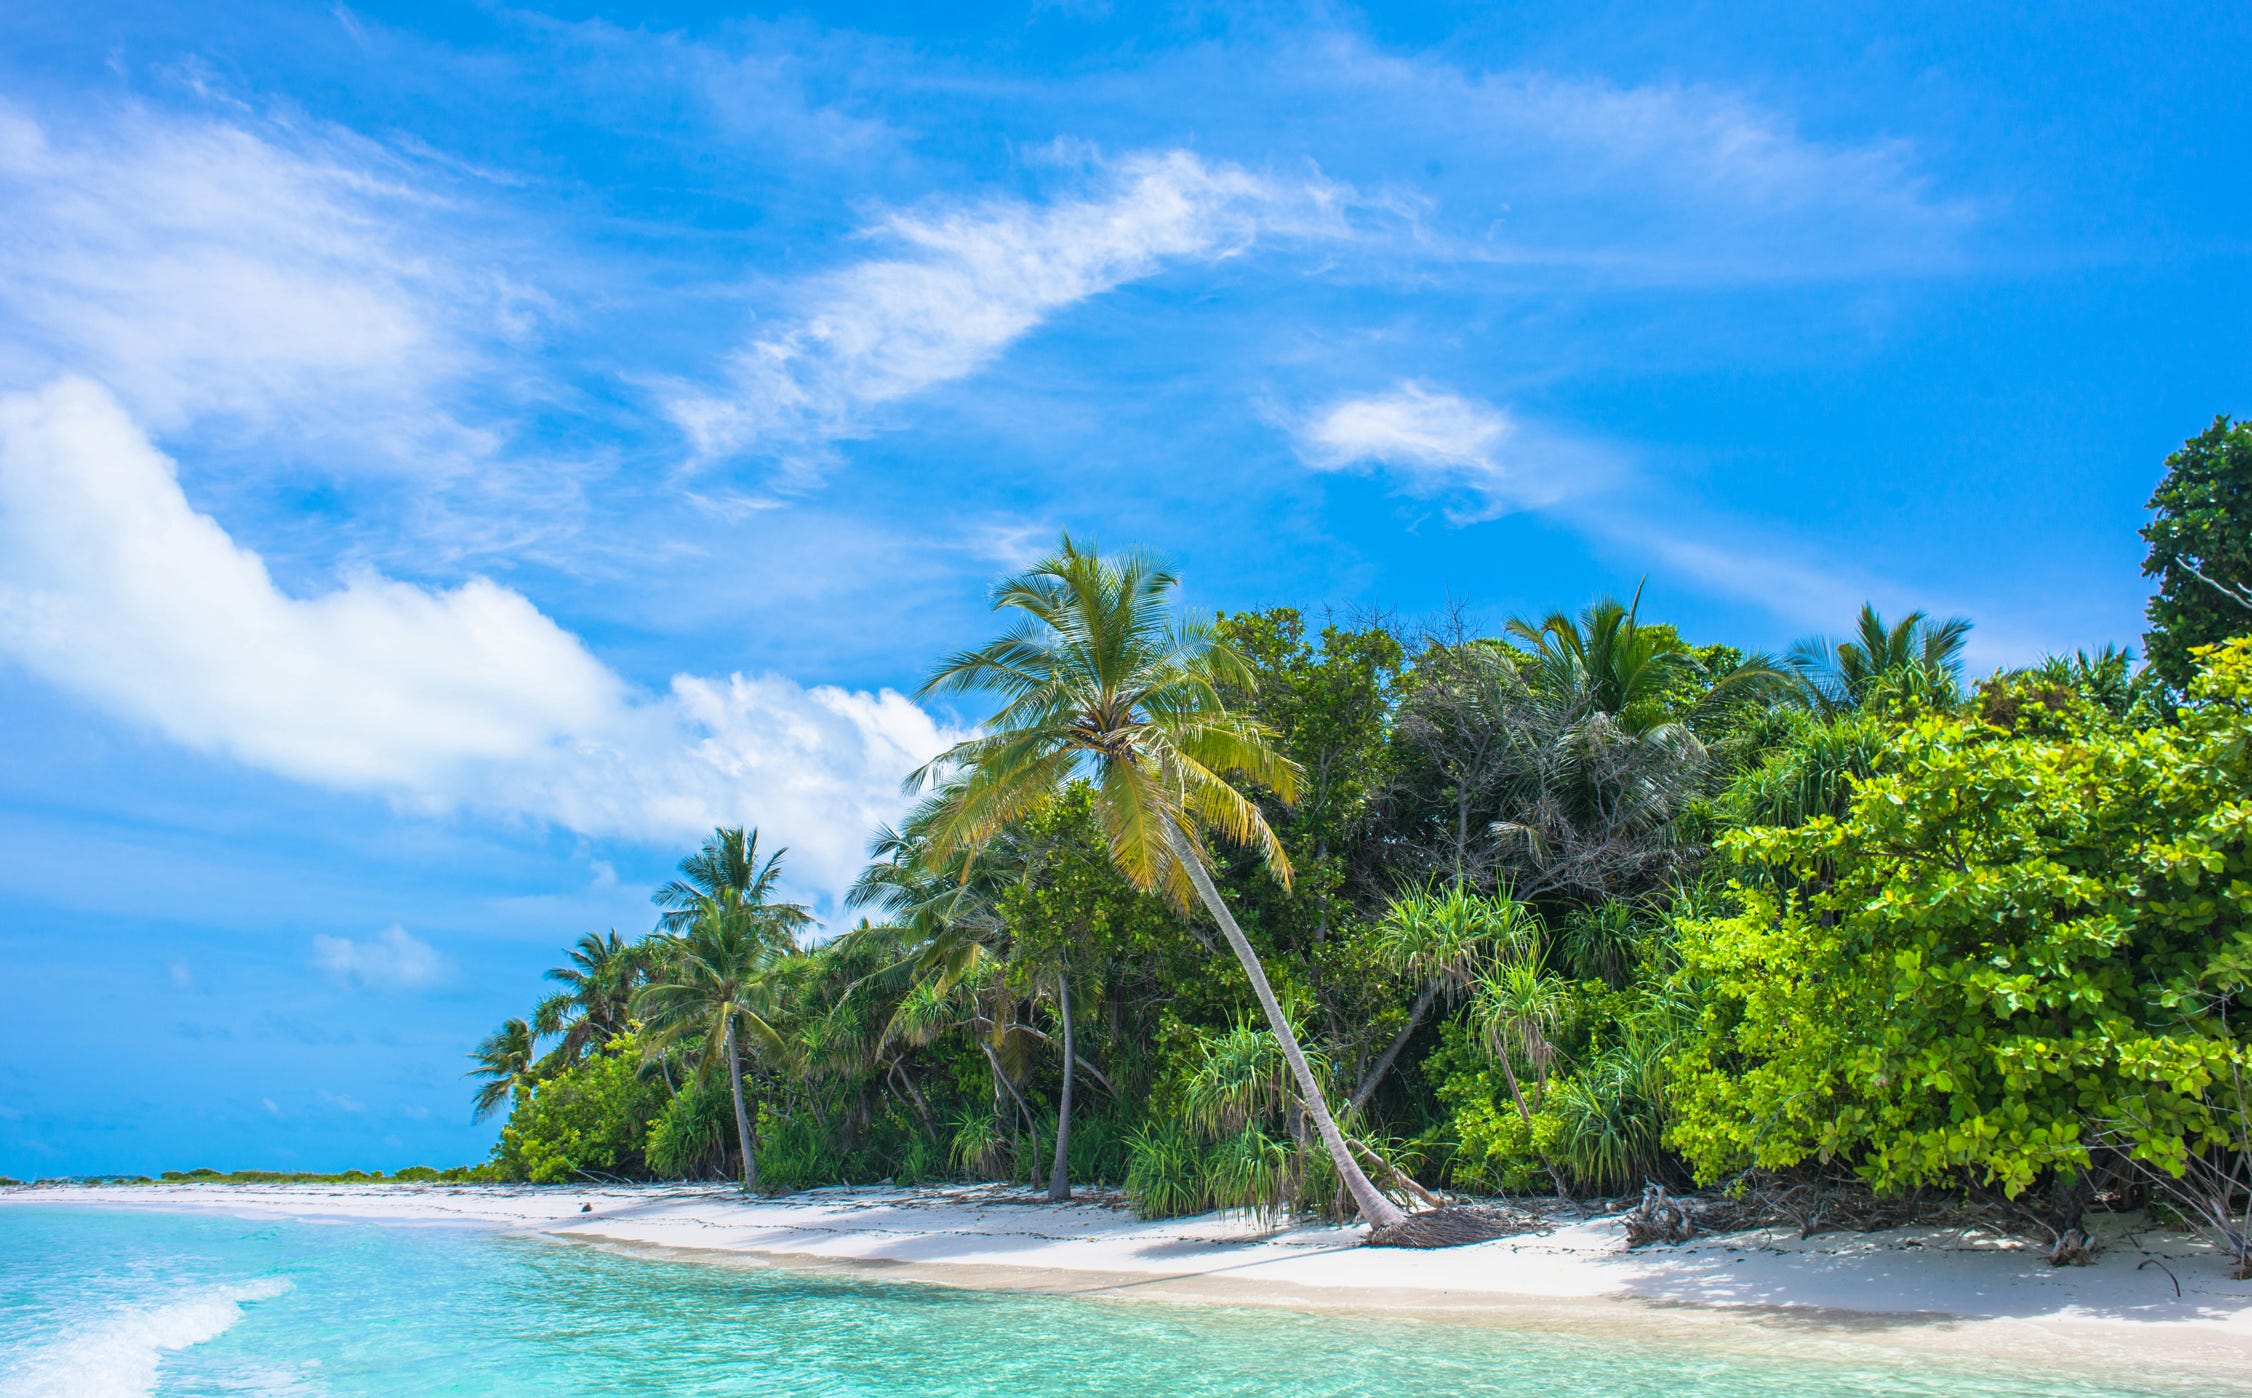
[
  {"left": 2048, "top": 1227, "right": 2098, "bottom": 1266},
  {"left": 1622, "top": 1184, "right": 1703, "bottom": 1246},
  {"left": 1364, "top": 1204, "right": 1544, "bottom": 1248}
]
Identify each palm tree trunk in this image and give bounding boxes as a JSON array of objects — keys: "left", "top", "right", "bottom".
[
  {"left": 1348, "top": 979, "right": 1442, "bottom": 1117},
  {"left": 1166, "top": 824, "right": 1408, "bottom": 1228},
  {"left": 980, "top": 1040, "right": 1035, "bottom": 1139},
  {"left": 1493, "top": 1041, "right": 1570, "bottom": 1200},
  {"left": 724, "top": 1017, "right": 757, "bottom": 1192},
  {"left": 1048, "top": 969, "right": 1074, "bottom": 1202}
]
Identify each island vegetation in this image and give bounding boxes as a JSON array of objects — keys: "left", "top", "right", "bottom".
[{"left": 461, "top": 418, "right": 2252, "bottom": 1269}]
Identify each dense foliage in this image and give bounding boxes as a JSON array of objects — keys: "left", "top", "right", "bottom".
[
  {"left": 1673, "top": 648, "right": 2252, "bottom": 1204},
  {"left": 463, "top": 420, "right": 2252, "bottom": 1266},
  {"left": 2143, "top": 417, "right": 2252, "bottom": 691}
]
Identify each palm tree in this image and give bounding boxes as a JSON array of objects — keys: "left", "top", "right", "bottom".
[
  {"left": 1359, "top": 883, "right": 1542, "bottom": 1113},
  {"left": 1482, "top": 590, "right": 1782, "bottom": 902},
  {"left": 655, "top": 827, "right": 813, "bottom": 941},
  {"left": 533, "top": 930, "right": 646, "bottom": 1069},
  {"left": 634, "top": 900, "right": 796, "bottom": 1190},
  {"left": 911, "top": 537, "right": 1408, "bottom": 1227},
  {"left": 635, "top": 828, "right": 811, "bottom": 1191},
  {"left": 466, "top": 1016, "right": 537, "bottom": 1122},
  {"left": 1471, "top": 956, "right": 1573, "bottom": 1196},
  {"left": 849, "top": 806, "right": 1047, "bottom": 1164},
  {"left": 1787, "top": 603, "right": 1971, "bottom": 715},
  {"left": 1504, "top": 587, "right": 1775, "bottom": 737}
]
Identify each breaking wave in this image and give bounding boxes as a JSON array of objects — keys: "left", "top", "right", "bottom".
[{"left": 0, "top": 1276, "right": 289, "bottom": 1398}]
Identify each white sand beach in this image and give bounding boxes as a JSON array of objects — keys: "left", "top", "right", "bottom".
[{"left": 8, "top": 1181, "right": 2250, "bottom": 1379}]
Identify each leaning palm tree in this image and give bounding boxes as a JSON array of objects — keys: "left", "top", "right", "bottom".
[
  {"left": 466, "top": 1016, "right": 537, "bottom": 1122},
  {"left": 633, "top": 899, "right": 796, "bottom": 1190},
  {"left": 911, "top": 537, "right": 1408, "bottom": 1227},
  {"left": 1787, "top": 603, "right": 1971, "bottom": 715}
]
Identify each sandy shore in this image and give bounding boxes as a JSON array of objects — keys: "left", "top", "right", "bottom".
[{"left": 10, "top": 1181, "right": 2252, "bottom": 1379}]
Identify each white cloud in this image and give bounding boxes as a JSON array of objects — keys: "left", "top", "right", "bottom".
[
  {"left": 0, "top": 103, "right": 493, "bottom": 435},
  {"left": 669, "top": 149, "right": 1339, "bottom": 473},
  {"left": 313, "top": 925, "right": 449, "bottom": 991},
  {"left": 1295, "top": 380, "right": 1982, "bottom": 647},
  {"left": 0, "top": 377, "right": 958, "bottom": 903},
  {"left": 1624, "top": 525, "right": 1877, "bottom": 630},
  {"left": 1285, "top": 34, "right": 1971, "bottom": 279},
  {"left": 1297, "top": 382, "right": 1605, "bottom": 521}
]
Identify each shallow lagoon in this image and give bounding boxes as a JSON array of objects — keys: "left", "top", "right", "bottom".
[{"left": 0, "top": 1205, "right": 2216, "bottom": 1397}]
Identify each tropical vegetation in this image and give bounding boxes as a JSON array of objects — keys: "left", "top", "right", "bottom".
[{"left": 465, "top": 421, "right": 2252, "bottom": 1269}]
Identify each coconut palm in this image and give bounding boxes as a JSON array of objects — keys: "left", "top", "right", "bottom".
[
  {"left": 634, "top": 900, "right": 796, "bottom": 1190},
  {"left": 635, "top": 828, "right": 811, "bottom": 1190},
  {"left": 911, "top": 537, "right": 1408, "bottom": 1226},
  {"left": 466, "top": 1016, "right": 537, "bottom": 1122},
  {"left": 1504, "top": 588, "right": 1777, "bottom": 737},
  {"left": 849, "top": 806, "right": 1048, "bottom": 1165},
  {"left": 1480, "top": 592, "right": 1781, "bottom": 902},
  {"left": 1787, "top": 604, "right": 1972, "bottom": 715},
  {"left": 655, "top": 827, "right": 813, "bottom": 942},
  {"left": 533, "top": 930, "right": 647, "bottom": 1070}
]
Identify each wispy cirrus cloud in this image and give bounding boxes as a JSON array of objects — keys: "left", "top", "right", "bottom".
[
  {"left": 1293, "top": 381, "right": 2041, "bottom": 653},
  {"left": 666, "top": 149, "right": 1347, "bottom": 480},
  {"left": 0, "top": 377, "right": 958, "bottom": 906},
  {"left": 0, "top": 102, "right": 527, "bottom": 437},
  {"left": 1246, "top": 32, "right": 1976, "bottom": 280}
]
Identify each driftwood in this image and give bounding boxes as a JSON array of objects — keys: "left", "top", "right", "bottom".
[
  {"left": 1365, "top": 1204, "right": 1547, "bottom": 1249},
  {"left": 1619, "top": 1176, "right": 2107, "bottom": 1262}
]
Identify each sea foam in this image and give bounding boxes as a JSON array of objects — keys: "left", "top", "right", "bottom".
[{"left": 0, "top": 1276, "right": 290, "bottom": 1398}]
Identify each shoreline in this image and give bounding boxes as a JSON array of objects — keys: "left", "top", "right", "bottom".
[{"left": 10, "top": 1181, "right": 2252, "bottom": 1379}]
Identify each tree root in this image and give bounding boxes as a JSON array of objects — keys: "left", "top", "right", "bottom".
[{"left": 1364, "top": 1204, "right": 1546, "bottom": 1249}]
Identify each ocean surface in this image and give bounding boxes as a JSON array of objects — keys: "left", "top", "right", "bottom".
[{"left": 0, "top": 1204, "right": 2219, "bottom": 1397}]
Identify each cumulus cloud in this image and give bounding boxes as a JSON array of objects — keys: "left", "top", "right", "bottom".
[
  {"left": 0, "top": 377, "right": 958, "bottom": 903},
  {"left": 669, "top": 149, "right": 1339, "bottom": 474},
  {"left": 312, "top": 925, "right": 449, "bottom": 991},
  {"left": 1297, "top": 382, "right": 1605, "bottom": 521}
]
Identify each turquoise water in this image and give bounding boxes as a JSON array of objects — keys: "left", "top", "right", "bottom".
[{"left": 0, "top": 1205, "right": 2214, "bottom": 1397}]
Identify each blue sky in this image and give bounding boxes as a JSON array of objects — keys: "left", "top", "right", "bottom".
[{"left": 1, "top": 1, "right": 2245, "bottom": 1176}]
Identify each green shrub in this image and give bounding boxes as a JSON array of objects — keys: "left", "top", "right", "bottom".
[
  {"left": 1204, "top": 1125, "right": 1292, "bottom": 1222},
  {"left": 1065, "top": 1108, "right": 1132, "bottom": 1184},
  {"left": 755, "top": 1109, "right": 838, "bottom": 1192},
  {"left": 1670, "top": 644, "right": 2252, "bottom": 1198},
  {"left": 494, "top": 1032, "right": 666, "bottom": 1184},
  {"left": 948, "top": 1109, "right": 1008, "bottom": 1178},
  {"left": 1550, "top": 1036, "right": 1671, "bottom": 1194}
]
